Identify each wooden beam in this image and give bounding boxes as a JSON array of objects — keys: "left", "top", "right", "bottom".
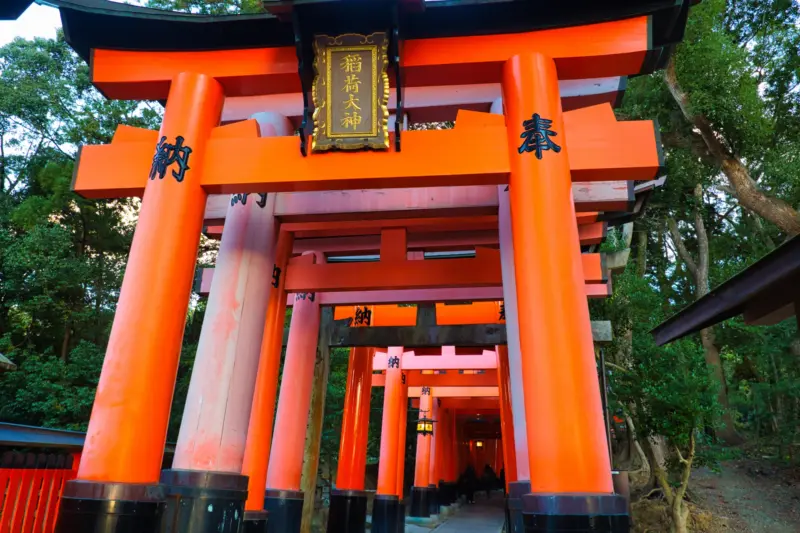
[
  {"left": 373, "top": 349, "right": 498, "bottom": 370},
  {"left": 72, "top": 107, "right": 659, "bottom": 198},
  {"left": 327, "top": 320, "right": 613, "bottom": 348},
  {"left": 408, "top": 387, "right": 498, "bottom": 398},
  {"left": 283, "top": 250, "right": 607, "bottom": 292},
  {"left": 202, "top": 181, "right": 634, "bottom": 226},
  {"left": 90, "top": 17, "right": 650, "bottom": 100},
  {"left": 196, "top": 268, "right": 611, "bottom": 301},
  {"left": 221, "top": 79, "right": 626, "bottom": 125},
  {"left": 413, "top": 399, "right": 499, "bottom": 410},
  {"left": 371, "top": 372, "right": 498, "bottom": 387}
]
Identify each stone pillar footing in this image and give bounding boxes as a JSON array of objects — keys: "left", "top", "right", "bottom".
[
  {"left": 507, "top": 480, "right": 530, "bottom": 533},
  {"left": 438, "top": 481, "right": 457, "bottom": 506},
  {"left": 327, "top": 489, "right": 370, "bottom": 533},
  {"left": 159, "top": 470, "right": 249, "bottom": 533},
  {"left": 264, "top": 489, "right": 304, "bottom": 533},
  {"left": 396, "top": 501, "right": 406, "bottom": 533},
  {"left": 521, "top": 493, "right": 630, "bottom": 533},
  {"left": 54, "top": 480, "right": 165, "bottom": 533},
  {"left": 409, "top": 486, "right": 434, "bottom": 518},
  {"left": 242, "top": 511, "right": 268, "bottom": 533},
  {"left": 427, "top": 484, "right": 439, "bottom": 516},
  {"left": 371, "top": 494, "right": 400, "bottom": 533}
]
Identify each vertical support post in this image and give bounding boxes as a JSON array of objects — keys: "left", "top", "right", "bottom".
[
  {"left": 301, "top": 308, "right": 333, "bottom": 533},
  {"left": 241, "top": 230, "right": 294, "bottom": 527},
  {"left": 502, "top": 53, "right": 626, "bottom": 532},
  {"left": 335, "top": 348, "right": 374, "bottom": 489},
  {"left": 395, "top": 378, "right": 409, "bottom": 533},
  {"left": 410, "top": 392, "right": 432, "bottom": 518},
  {"left": 493, "top": 96, "right": 529, "bottom": 485},
  {"left": 495, "top": 345, "right": 518, "bottom": 488},
  {"left": 372, "top": 347, "right": 403, "bottom": 533},
  {"left": 328, "top": 347, "right": 374, "bottom": 533},
  {"left": 55, "top": 72, "right": 223, "bottom": 533},
  {"left": 163, "top": 113, "right": 293, "bottom": 533},
  {"left": 263, "top": 253, "right": 323, "bottom": 533},
  {"left": 427, "top": 397, "right": 440, "bottom": 517}
]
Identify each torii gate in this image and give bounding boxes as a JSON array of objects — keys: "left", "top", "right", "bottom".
[{"left": 26, "top": 1, "right": 692, "bottom": 533}]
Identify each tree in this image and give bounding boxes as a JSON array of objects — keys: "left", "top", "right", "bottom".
[
  {"left": 607, "top": 270, "right": 720, "bottom": 533},
  {"left": 0, "top": 34, "right": 160, "bottom": 428}
]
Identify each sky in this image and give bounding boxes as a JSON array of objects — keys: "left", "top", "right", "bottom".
[{"left": 0, "top": 3, "right": 62, "bottom": 47}]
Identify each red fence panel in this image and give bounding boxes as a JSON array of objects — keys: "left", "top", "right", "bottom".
[{"left": 0, "top": 452, "right": 78, "bottom": 533}]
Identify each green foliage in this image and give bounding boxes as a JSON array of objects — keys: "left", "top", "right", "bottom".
[
  {"left": 604, "top": 270, "right": 720, "bottom": 453},
  {"left": 0, "top": 34, "right": 163, "bottom": 429}
]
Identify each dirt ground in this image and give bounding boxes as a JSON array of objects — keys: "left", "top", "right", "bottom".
[{"left": 689, "top": 459, "right": 800, "bottom": 533}]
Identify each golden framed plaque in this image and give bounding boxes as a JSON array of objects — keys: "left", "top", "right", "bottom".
[{"left": 311, "top": 32, "right": 390, "bottom": 152}]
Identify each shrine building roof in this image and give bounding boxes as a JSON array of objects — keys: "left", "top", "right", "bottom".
[
  {"left": 652, "top": 236, "right": 800, "bottom": 346},
  {"left": 34, "top": 0, "right": 693, "bottom": 76}
]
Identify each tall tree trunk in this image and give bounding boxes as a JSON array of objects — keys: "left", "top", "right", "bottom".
[
  {"left": 300, "top": 308, "right": 333, "bottom": 533},
  {"left": 668, "top": 185, "right": 743, "bottom": 444},
  {"left": 60, "top": 323, "right": 71, "bottom": 363},
  {"left": 664, "top": 57, "right": 800, "bottom": 236}
]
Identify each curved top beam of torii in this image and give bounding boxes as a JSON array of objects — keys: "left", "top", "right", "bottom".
[{"left": 29, "top": 0, "right": 690, "bottom": 97}]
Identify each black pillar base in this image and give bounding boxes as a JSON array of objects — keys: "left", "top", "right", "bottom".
[
  {"left": 396, "top": 502, "right": 406, "bottom": 533},
  {"left": 408, "top": 486, "right": 434, "bottom": 517},
  {"left": 438, "top": 481, "right": 457, "bottom": 506},
  {"left": 159, "top": 469, "right": 248, "bottom": 533},
  {"left": 263, "top": 489, "right": 304, "bottom": 533},
  {"left": 522, "top": 493, "right": 630, "bottom": 532},
  {"left": 371, "top": 494, "right": 399, "bottom": 533},
  {"left": 507, "top": 480, "right": 529, "bottom": 533},
  {"left": 504, "top": 495, "right": 512, "bottom": 533},
  {"left": 54, "top": 480, "right": 165, "bottom": 533},
  {"left": 242, "top": 511, "right": 268, "bottom": 533},
  {"left": 427, "top": 484, "right": 439, "bottom": 516},
  {"left": 326, "top": 489, "right": 368, "bottom": 533}
]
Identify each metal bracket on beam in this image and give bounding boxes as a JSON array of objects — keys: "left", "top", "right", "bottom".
[
  {"left": 292, "top": 8, "right": 309, "bottom": 157},
  {"left": 391, "top": 0, "right": 403, "bottom": 152}
]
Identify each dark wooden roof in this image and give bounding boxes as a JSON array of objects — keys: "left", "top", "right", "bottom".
[
  {"left": 0, "top": 0, "right": 34, "bottom": 20},
  {"left": 41, "top": 0, "right": 691, "bottom": 72},
  {"left": 0, "top": 422, "right": 177, "bottom": 453},
  {"left": 652, "top": 236, "right": 800, "bottom": 346}
]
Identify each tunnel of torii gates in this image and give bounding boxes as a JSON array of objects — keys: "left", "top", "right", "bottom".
[{"left": 17, "top": 0, "right": 693, "bottom": 532}]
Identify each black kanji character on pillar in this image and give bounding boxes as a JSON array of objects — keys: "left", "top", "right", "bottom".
[
  {"left": 271, "top": 265, "right": 281, "bottom": 288},
  {"left": 518, "top": 113, "right": 561, "bottom": 160},
  {"left": 421, "top": 386, "right": 431, "bottom": 396},
  {"left": 231, "top": 193, "right": 249, "bottom": 206},
  {"left": 149, "top": 136, "right": 193, "bottom": 182},
  {"left": 499, "top": 303, "right": 506, "bottom": 322},
  {"left": 388, "top": 356, "right": 400, "bottom": 369},
  {"left": 256, "top": 193, "right": 268, "bottom": 208},
  {"left": 296, "top": 292, "right": 316, "bottom": 302},
  {"left": 354, "top": 306, "right": 372, "bottom": 326}
]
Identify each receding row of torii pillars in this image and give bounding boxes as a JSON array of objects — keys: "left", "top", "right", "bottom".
[{"left": 53, "top": 52, "right": 627, "bottom": 533}]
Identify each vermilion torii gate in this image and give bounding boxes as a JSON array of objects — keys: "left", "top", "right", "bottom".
[{"left": 10, "top": 1, "right": 693, "bottom": 533}]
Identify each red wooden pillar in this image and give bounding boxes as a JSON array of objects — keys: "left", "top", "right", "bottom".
[
  {"left": 172, "top": 113, "right": 290, "bottom": 477},
  {"left": 328, "top": 349, "right": 374, "bottom": 533},
  {"left": 336, "top": 347, "right": 374, "bottom": 490},
  {"left": 412, "top": 393, "right": 432, "bottom": 489},
  {"left": 502, "top": 52, "right": 625, "bottom": 528},
  {"left": 496, "top": 345, "right": 518, "bottom": 487},
  {"left": 264, "top": 253, "right": 323, "bottom": 531},
  {"left": 55, "top": 72, "right": 223, "bottom": 532},
  {"left": 241, "top": 230, "right": 294, "bottom": 518},
  {"left": 372, "top": 347, "right": 404, "bottom": 533},
  {"left": 428, "top": 397, "right": 439, "bottom": 489},
  {"left": 396, "top": 376, "right": 409, "bottom": 498}
]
